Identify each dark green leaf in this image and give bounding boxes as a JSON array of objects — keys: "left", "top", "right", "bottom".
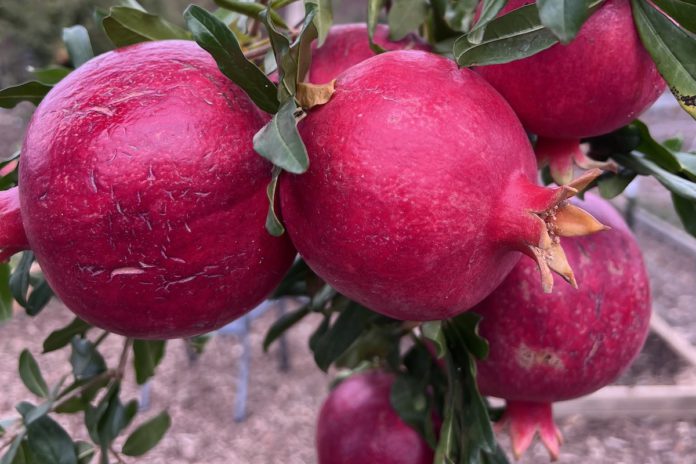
[
  {"left": 663, "top": 136, "right": 684, "bottom": 152},
  {"left": 632, "top": 0, "right": 696, "bottom": 119},
  {"left": 271, "top": 259, "right": 311, "bottom": 298},
  {"left": 62, "top": 26, "right": 94, "bottom": 68},
  {"left": 31, "top": 67, "right": 71, "bottom": 85},
  {"left": 263, "top": 304, "right": 310, "bottom": 351},
  {"left": 0, "top": 263, "right": 12, "bottom": 322},
  {"left": 336, "top": 324, "right": 401, "bottom": 370},
  {"left": 17, "top": 402, "right": 51, "bottom": 427},
  {"left": 468, "top": 0, "right": 506, "bottom": 43},
  {"left": 537, "top": 0, "right": 594, "bottom": 44},
  {"left": 265, "top": 167, "right": 285, "bottom": 236},
  {"left": 0, "top": 82, "right": 51, "bottom": 109},
  {"left": 305, "top": 0, "right": 333, "bottom": 45},
  {"left": 121, "top": 411, "right": 171, "bottom": 456},
  {"left": 24, "top": 413, "right": 77, "bottom": 464},
  {"left": 185, "top": 335, "right": 212, "bottom": 356},
  {"left": 18, "top": 351, "right": 49, "bottom": 398},
  {"left": 185, "top": 5, "right": 279, "bottom": 114},
  {"left": 390, "top": 375, "right": 433, "bottom": 443},
  {"left": 122, "top": 400, "right": 139, "bottom": 431},
  {"left": 598, "top": 171, "right": 637, "bottom": 199},
  {"left": 676, "top": 151, "right": 696, "bottom": 180},
  {"left": 0, "top": 433, "right": 26, "bottom": 464},
  {"left": 422, "top": 321, "right": 446, "bottom": 358},
  {"left": 652, "top": 0, "right": 696, "bottom": 34},
  {"left": 433, "top": 398, "right": 456, "bottom": 464},
  {"left": 632, "top": 120, "right": 682, "bottom": 172},
  {"left": 293, "top": 5, "right": 319, "bottom": 85},
  {"left": 74, "top": 441, "right": 95, "bottom": 464},
  {"left": 367, "top": 0, "right": 387, "bottom": 53},
  {"left": 613, "top": 152, "right": 696, "bottom": 201},
  {"left": 103, "top": 7, "right": 190, "bottom": 47},
  {"left": 54, "top": 397, "right": 87, "bottom": 414},
  {"left": 43, "top": 318, "right": 91, "bottom": 353},
  {"left": 312, "top": 302, "right": 380, "bottom": 371},
  {"left": 70, "top": 339, "right": 107, "bottom": 381},
  {"left": 9, "top": 252, "right": 33, "bottom": 308},
  {"left": 388, "top": 0, "right": 429, "bottom": 41},
  {"left": 213, "top": 0, "right": 288, "bottom": 28},
  {"left": 454, "top": 4, "right": 558, "bottom": 67},
  {"left": 85, "top": 383, "right": 128, "bottom": 448},
  {"left": 672, "top": 193, "right": 696, "bottom": 236},
  {"left": 450, "top": 312, "right": 489, "bottom": 360},
  {"left": 132, "top": 340, "right": 166, "bottom": 385},
  {"left": 253, "top": 99, "right": 309, "bottom": 173},
  {"left": 25, "top": 279, "right": 53, "bottom": 317}
]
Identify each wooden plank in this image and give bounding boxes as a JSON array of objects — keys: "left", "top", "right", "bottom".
[{"left": 650, "top": 311, "right": 696, "bottom": 368}]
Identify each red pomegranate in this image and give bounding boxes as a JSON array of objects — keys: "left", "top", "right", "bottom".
[
  {"left": 1, "top": 40, "right": 296, "bottom": 339},
  {"left": 316, "top": 371, "right": 434, "bottom": 464},
  {"left": 307, "top": 23, "right": 430, "bottom": 84},
  {"left": 475, "top": 0, "right": 665, "bottom": 184},
  {"left": 474, "top": 194, "right": 651, "bottom": 459},
  {"left": 280, "top": 50, "right": 606, "bottom": 321}
]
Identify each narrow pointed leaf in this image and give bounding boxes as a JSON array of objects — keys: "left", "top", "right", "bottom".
[
  {"left": 19, "top": 350, "right": 49, "bottom": 398},
  {"left": 388, "top": 0, "right": 429, "bottom": 41},
  {"left": 0, "top": 82, "right": 52, "bottom": 108},
  {"left": 43, "top": 318, "right": 91, "bottom": 353},
  {"left": 265, "top": 167, "right": 285, "bottom": 236},
  {"left": 122, "top": 411, "right": 171, "bottom": 456},
  {"left": 0, "top": 263, "right": 12, "bottom": 322},
  {"left": 103, "top": 7, "right": 190, "bottom": 47},
  {"left": 132, "top": 340, "right": 166, "bottom": 385},
  {"left": 468, "top": 0, "right": 506, "bottom": 44},
  {"left": 253, "top": 99, "right": 309, "bottom": 173},
  {"left": 62, "top": 26, "right": 94, "bottom": 68},
  {"left": 214, "top": 0, "right": 288, "bottom": 28},
  {"left": 305, "top": 0, "right": 333, "bottom": 45},
  {"left": 652, "top": 0, "right": 696, "bottom": 34},
  {"left": 537, "top": 0, "right": 594, "bottom": 43},
  {"left": 367, "top": 0, "right": 387, "bottom": 53}
]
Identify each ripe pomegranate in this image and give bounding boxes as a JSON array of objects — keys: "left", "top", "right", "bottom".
[
  {"left": 307, "top": 23, "right": 430, "bottom": 84},
  {"left": 475, "top": 0, "right": 665, "bottom": 184},
  {"left": 1, "top": 40, "right": 296, "bottom": 339},
  {"left": 474, "top": 194, "right": 651, "bottom": 460},
  {"left": 316, "top": 371, "right": 434, "bottom": 464},
  {"left": 280, "top": 50, "right": 606, "bottom": 321}
]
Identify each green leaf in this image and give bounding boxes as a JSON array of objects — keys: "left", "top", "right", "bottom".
[
  {"left": 652, "top": 0, "right": 696, "bottom": 34},
  {"left": 213, "top": 0, "right": 288, "bottom": 28},
  {"left": 676, "top": 151, "right": 696, "bottom": 180},
  {"left": 18, "top": 351, "right": 49, "bottom": 398},
  {"left": 312, "top": 302, "right": 380, "bottom": 371},
  {"left": 263, "top": 304, "right": 310, "bottom": 351},
  {"left": 663, "top": 136, "right": 684, "bottom": 152},
  {"left": 253, "top": 99, "right": 309, "bottom": 173},
  {"left": 43, "top": 318, "right": 91, "bottom": 353},
  {"left": 17, "top": 402, "right": 52, "bottom": 427},
  {"left": 30, "top": 67, "right": 71, "bottom": 85},
  {"left": 0, "top": 433, "right": 26, "bottom": 464},
  {"left": 265, "top": 167, "right": 285, "bottom": 236},
  {"left": 9, "top": 252, "right": 33, "bottom": 308},
  {"left": 54, "top": 397, "right": 87, "bottom": 414},
  {"left": 271, "top": 259, "right": 311, "bottom": 298},
  {"left": 454, "top": 4, "right": 559, "bottom": 67},
  {"left": 450, "top": 312, "right": 489, "bottom": 360},
  {"left": 102, "top": 7, "right": 190, "bottom": 47},
  {"left": 122, "top": 411, "right": 171, "bottom": 456},
  {"left": 632, "top": 120, "right": 682, "bottom": 172},
  {"left": 305, "top": 0, "right": 333, "bottom": 45},
  {"left": 0, "top": 263, "right": 12, "bottom": 322},
  {"left": 69, "top": 339, "right": 107, "bottom": 381},
  {"left": 390, "top": 375, "right": 432, "bottom": 440},
  {"left": 422, "top": 321, "right": 446, "bottom": 358},
  {"left": 367, "top": 0, "right": 387, "bottom": 53},
  {"left": 537, "top": 0, "right": 594, "bottom": 44},
  {"left": 468, "top": 0, "right": 506, "bottom": 44},
  {"left": 185, "top": 5, "right": 279, "bottom": 114},
  {"left": 672, "top": 193, "right": 696, "bottom": 236},
  {"left": 25, "top": 415, "right": 77, "bottom": 464},
  {"left": 0, "top": 82, "right": 52, "bottom": 109},
  {"left": 388, "top": 0, "right": 429, "bottom": 41},
  {"left": 74, "top": 441, "right": 95, "bottom": 464},
  {"left": 598, "top": 171, "right": 637, "bottom": 199},
  {"left": 632, "top": 0, "right": 696, "bottom": 120},
  {"left": 85, "top": 383, "right": 129, "bottom": 449},
  {"left": 25, "top": 279, "right": 53, "bottom": 317},
  {"left": 62, "top": 26, "right": 94, "bottom": 68},
  {"left": 132, "top": 340, "right": 166, "bottom": 385},
  {"left": 433, "top": 398, "right": 456, "bottom": 464},
  {"left": 614, "top": 152, "right": 696, "bottom": 201}
]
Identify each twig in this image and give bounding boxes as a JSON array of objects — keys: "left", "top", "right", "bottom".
[
  {"left": 110, "top": 445, "right": 128, "bottom": 464},
  {"left": 249, "top": 0, "right": 270, "bottom": 37},
  {"left": 93, "top": 330, "right": 109, "bottom": 348},
  {"left": 117, "top": 338, "right": 134, "bottom": 379}
]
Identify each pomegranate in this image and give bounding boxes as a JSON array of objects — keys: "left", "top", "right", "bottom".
[
  {"left": 474, "top": 194, "right": 651, "bottom": 459},
  {"left": 316, "top": 371, "right": 434, "bottom": 464},
  {"left": 280, "top": 50, "right": 606, "bottom": 321},
  {"left": 475, "top": 0, "right": 665, "bottom": 184},
  {"left": 307, "top": 23, "right": 430, "bottom": 84},
  {"left": 0, "top": 40, "right": 296, "bottom": 339}
]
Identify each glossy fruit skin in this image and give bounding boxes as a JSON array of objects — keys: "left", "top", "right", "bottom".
[
  {"left": 18, "top": 40, "right": 296, "bottom": 339},
  {"left": 307, "top": 23, "right": 430, "bottom": 84},
  {"left": 476, "top": 0, "right": 664, "bottom": 139},
  {"left": 280, "top": 50, "right": 558, "bottom": 321},
  {"left": 476, "top": 193, "right": 651, "bottom": 401},
  {"left": 316, "top": 371, "right": 434, "bottom": 464}
]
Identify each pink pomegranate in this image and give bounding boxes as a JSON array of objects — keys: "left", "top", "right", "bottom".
[
  {"left": 280, "top": 50, "right": 606, "bottom": 321},
  {"left": 475, "top": 0, "right": 665, "bottom": 184},
  {"left": 316, "top": 371, "right": 434, "bottom": 464},
  {"left": 0, "top": 40, "right": 296, "bottom": 339},
  {"left": 307, "top": 23, "right": 430, "bottom": 84},
  {"left": 474, "top": 194, "right": 651, "bottom": 459}
]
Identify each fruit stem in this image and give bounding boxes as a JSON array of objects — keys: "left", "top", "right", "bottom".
[{"left": 0, "top": 187, "right": 29, "bottom": 262}]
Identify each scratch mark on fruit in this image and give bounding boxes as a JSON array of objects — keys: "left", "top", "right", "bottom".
[
  {"left": 138, "top": 213, "right": 152, "bottom": 231},
  {"left": 147, "top": 165, "right": 156, "bottom": 182},
  {"left": 139, "top": 261, "right": 155, "bottom": 268},
  {"left": 164, "top": 190, "right": 175, "bottom": 201},
  {"left": 88, "top": 170, "right": 98, "bottom": 193},
  {"left": 194, "top": 192, "right": 211, "bottom": 197},
  {"left": 116, "top": 201, "right": 124, "bottom": 215},
  {"left": 87, "top": 106, "right": 114, "bottom": 117},
  {"left": 111, "top": 267, "right": 145, "bottom": 277},
  {"left": 184, "top": 222, "right": 192, "bottom": 233}
]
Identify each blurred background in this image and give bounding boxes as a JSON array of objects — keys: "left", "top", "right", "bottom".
[{"left": 1, "top": 1, "right": 696, "bottom": 463}]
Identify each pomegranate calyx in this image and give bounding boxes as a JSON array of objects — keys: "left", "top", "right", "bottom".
[
  {"left": 537, "top": 137, "right": 617, "bottom": 185},
  {"left": 296, "top": 80, "right": 337, "bottom": 109},
  {"left": 502, "top": 401, "right": 563, "bottom": 461}
]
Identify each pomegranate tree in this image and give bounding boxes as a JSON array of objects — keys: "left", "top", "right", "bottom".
[
  {"left": 281, "top": 50, "right": 605, "bottom": 321},
  {"left": 475, "top": 0, "right": 665, "bottom": 184},
  {"left": 1, "top": 40, "right": 296, "bottom": 339},
  {"left": 316, "top": 371, "right": 434, "bottom": 464},
  {"left": 474, "top": 194, "right": 651, "bottom": 459}
]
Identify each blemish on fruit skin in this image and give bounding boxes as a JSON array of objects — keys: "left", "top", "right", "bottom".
[
  {"left": 516, "top": 344, "right": 564, "bottom": 371},
  {"left": 110, "top": 267, "right": 145, "bottom": 278}
]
